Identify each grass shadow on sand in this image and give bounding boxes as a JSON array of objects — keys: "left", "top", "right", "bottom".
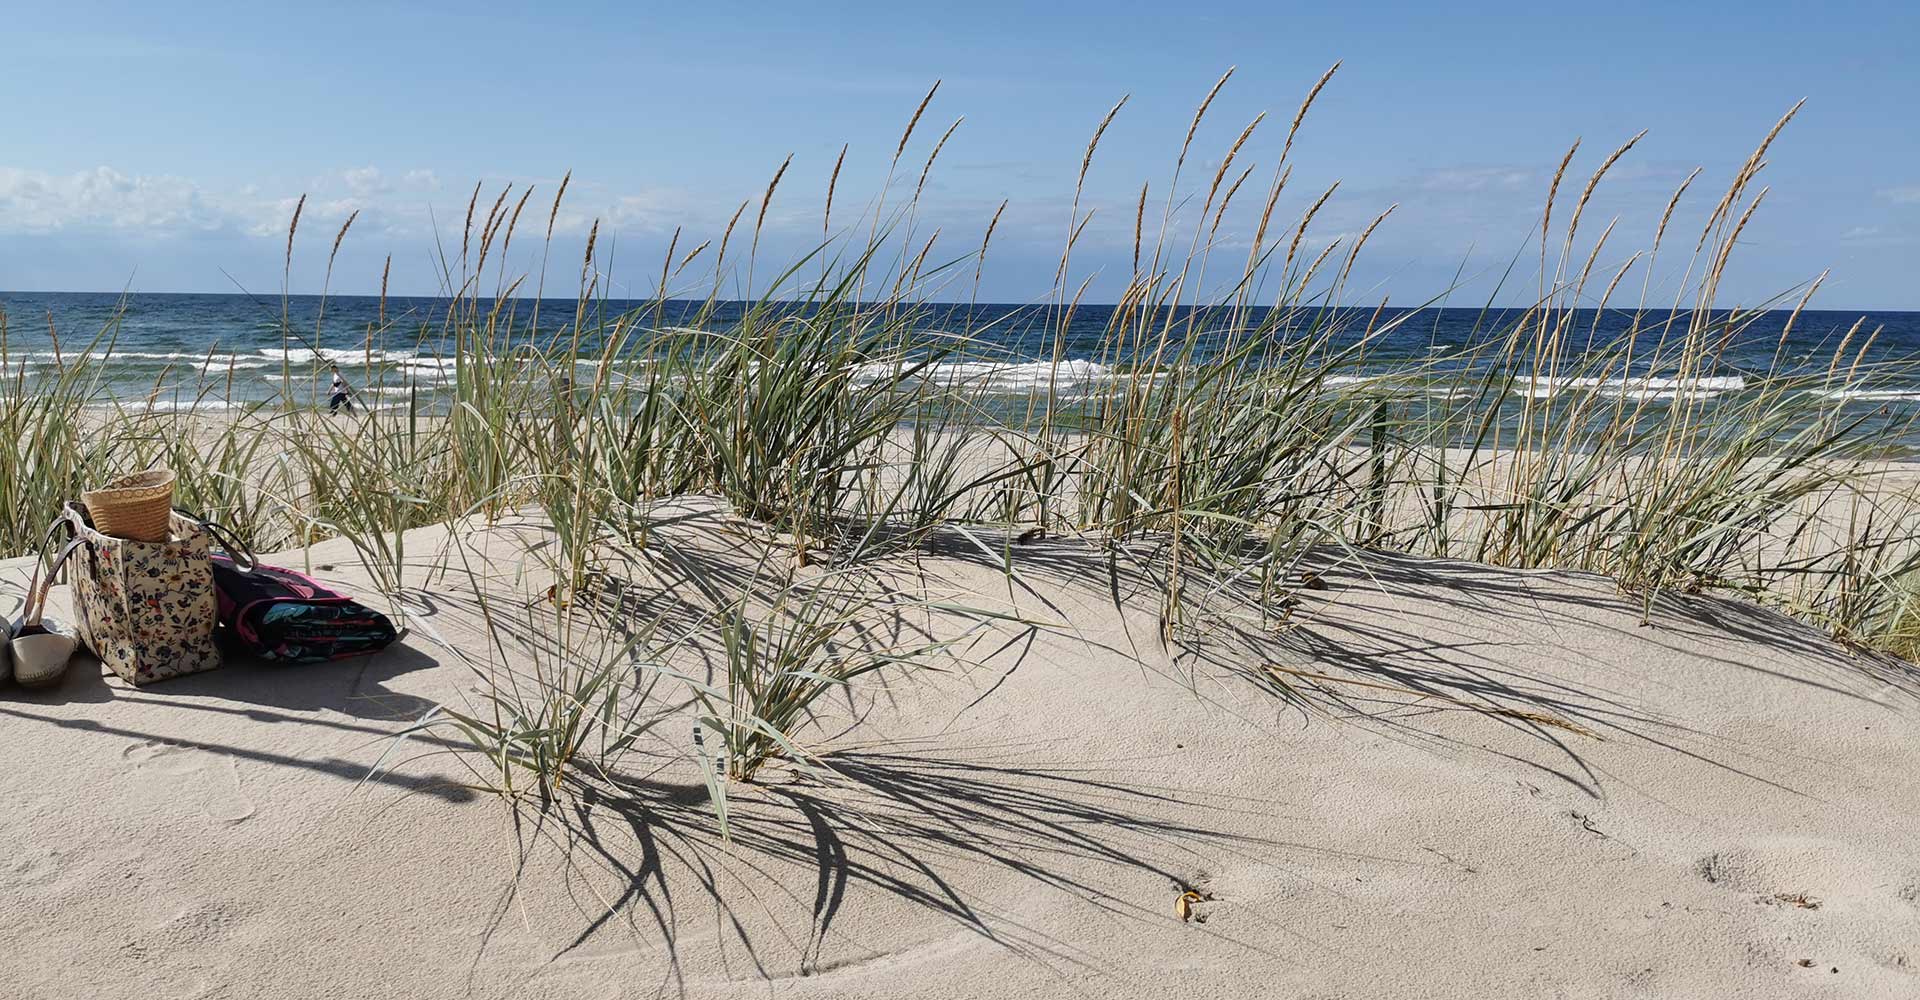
[
  {"left": 486, "top": 748, "right": 1305, "bottom": 994},
  {"left": 0, "top": 642, "right": 473, "bottom": 802},
  {"left": 916, "top": 526, "right": 1920, "bottom": 804},
  {"left": 0, "top": 698, "right": 476, "bottom": 804},
  {"left": 1241, "top": 549, "right": 1920, "bottom": 800}
]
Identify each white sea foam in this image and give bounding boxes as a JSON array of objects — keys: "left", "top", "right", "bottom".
[
  {"left": 90, "top": 399, "right": 253, "bottom": 413},
  {"left": 16, "top": 347, "right": 437, "bottom": 372},
  {"left": 1321, "top": 374, "right": 1393, "bottom": 390},
  {"left": 22, "top": 350, "right": 211, "bottom": 363},
  {"left": 1808, "top": 388, "right": 1920, "bottom": 402},
  {"left": 859, "top": 359, "right": 1143, "bottom": 393},
  {"left": 1513, "top": 375, "right": 1746, "bottom": 401},
  {"left": 87, "top": 397, "right": 410, "bottom": 414},
  {"left": 264, "top": 347, "right": 415, "bottom": 364},
  {"left": 199, "top": 357, "right": 278, "bottom": 373},
  {"left": 396, "top": 356, "right": 460, "bottom": 373},
  {"left": 1313, "top": 374, "right": 1445, "bottom": 398}
]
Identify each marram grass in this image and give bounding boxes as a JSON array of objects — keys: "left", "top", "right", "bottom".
[{"left": 8, "top": 71, "right": 1920, "bottom": 819}]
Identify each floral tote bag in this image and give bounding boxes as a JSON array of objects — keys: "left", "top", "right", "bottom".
[{"left": 61, "top": 503, "right": 222, "bottom": 685}]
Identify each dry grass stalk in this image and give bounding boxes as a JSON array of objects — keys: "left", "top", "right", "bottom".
[
  {"left": 460, "top": 180, "right": 482, "bottom": 266},
  {"left": 676, "top": 239, "right": 711, "bottom": 274},
  {"left": 1284, "top": 181, "right": 1340, "bottom": 275},
  {"left": 975, "top": 199, "right": 1007, "bottom": 289},
  {"left": 1281, "top": 61, "right": 1340, "bottom": 167},
  {"left": 500, "top": 185, "right": 535, "bottom": 265},
  {"left": 714, "top": 200, "right": 750, "bottom": 278},
  {"left": 1133, "top": 182, "right": 1149, "bottom": 274},
  {"left": 914, "top": 117, "right": 964, "bottom": 205},
  {"left": 580, "top": 219, "right": 600, "bottom": 287},
  {"left": 895, "top": 81, "right": 942, "bottom": 164},
  {"left": 824, "top": 143, "right": 848, "bottom": 235},
  {"left": 1697, "top": 99, "right": 1803, "bottom": 251},
  {"left": 284, "top": 194, "right": 306, "bottom": 273},
  {"left": 545, "top": 170, "right": 572, "bottom": 241}
]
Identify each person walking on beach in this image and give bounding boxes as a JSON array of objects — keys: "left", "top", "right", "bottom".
[{"left": 328, "top": 365, "right": 354, "bottom": 414}]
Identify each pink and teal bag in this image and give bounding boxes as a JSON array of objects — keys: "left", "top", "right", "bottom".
[{"left": 210, "top": 555, "right": 396, "bottom": 663}]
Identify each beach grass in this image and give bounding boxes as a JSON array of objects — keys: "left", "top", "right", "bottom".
[{"left": 8, "top": 70, "right": 1920, "bottom": 817}]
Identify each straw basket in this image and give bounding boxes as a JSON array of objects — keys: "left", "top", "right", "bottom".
[{"left": 82, "top": 469, "right": 177, "bottom": 542}]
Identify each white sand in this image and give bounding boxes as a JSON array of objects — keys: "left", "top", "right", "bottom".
[{"left": 2, "top": 503, "right": 1916, "bottom": 998}]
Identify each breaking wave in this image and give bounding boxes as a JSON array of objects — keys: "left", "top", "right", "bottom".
[{"left": 1512, "top": 375, "right": 1747, "bottom": 401}]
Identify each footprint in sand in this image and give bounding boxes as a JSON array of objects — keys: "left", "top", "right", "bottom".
[
  {"left": 122, "top": 740, "right": 256, "bottom": 825},
  {"left": 1695, "top": 840, "right": 1920, "bottom": 974},
  {"left": 122, "top": 900, "right": 248, "bottom": 960},
  {"left": 4, "top": 844, "right": 144, "bottom": 900}
]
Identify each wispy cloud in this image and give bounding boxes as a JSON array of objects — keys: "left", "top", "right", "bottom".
[
  {"left": 1837, "top": 223, "right": 1916, "bottom": 248},
  {"left": 1879, "top": 185, "right": 1920, "bottom": 204},
  {"left": 0, "top": 164, "right": 696, "bottom": 250},
  {"left": 342, "top": 166, "right": 387, "bottom": 196},
  {"left": 1414, "top": 166, "right": 1534, "bottom": 193},
  {"left": 0, "top": 166, "right": 232, "bottom": 234}
]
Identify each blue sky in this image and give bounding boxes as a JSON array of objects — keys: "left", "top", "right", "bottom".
[{"left": 1, "top": 0, "right": 1915, "bottom": 307}]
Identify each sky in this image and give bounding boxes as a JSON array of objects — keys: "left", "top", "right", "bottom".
[{"left": 1, "top": 0, "right": 1916, "bottom": 309}]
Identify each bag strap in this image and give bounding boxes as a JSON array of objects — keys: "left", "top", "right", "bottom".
[
  {"left": 174, "top": 509, "right": 257, "bottom": 571},
  {"left": 20, "top": 537, "right": 85, "bottom": 629},
  {"left": 36, "top": 513, "right": 75, "bottom": 565},
  {"left": 55, "top": 505, "right": 107, "bottom": 639},
  {"left": 35, "top": 512, "right": 80, "bottom": 593}
]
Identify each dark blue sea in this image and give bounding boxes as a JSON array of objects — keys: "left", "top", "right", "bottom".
[{"left": 3, "top": 291, "right": 1918, "bottom": 418}]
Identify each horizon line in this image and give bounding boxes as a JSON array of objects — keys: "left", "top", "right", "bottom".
[{"left": 3, "top": 289, "right": 1916, "bottom": 316}]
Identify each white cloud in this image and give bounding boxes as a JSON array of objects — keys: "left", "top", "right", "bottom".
[
  {"left": 1836, "top": 223, "right": 1916, "bottom": 248},
  {"left": 342, "top": 166, "right": 386, "bottom": 195},
  {"left": 1879, "top": 185, "right": 1920, "bottom": 204},
  {"left": 0, "top": 166, "right": 225, "bottom": 233},
  {"left": 604, "top": 190, "right": 680, "bottom": 230},
  {"left": 1416, "top": 166, "right": 1534, "bottom": 193},
  {"left": 0, "top": 165, "right": 413, "bottom": 242},
  {"left": 1, "top": 164, "right": 742, "bottom": 257}
]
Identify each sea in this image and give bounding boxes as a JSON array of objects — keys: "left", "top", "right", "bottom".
[{"left": 3, "top": 291, "right": 1918, "bottom": 433}]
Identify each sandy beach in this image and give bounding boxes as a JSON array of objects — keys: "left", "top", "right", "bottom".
[
  {"left": 3, "top": 494, "right": 1915, "bottom": 999},
  {"left": 7, "top": 13, "right": 1919, "bottom": 995}
]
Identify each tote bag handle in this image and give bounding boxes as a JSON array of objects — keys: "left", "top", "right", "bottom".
[
  {"left": 21, "top": 513, "right": 83, "bottom": 628},
  {"left": 173, "top": 509, "right": 257, "bottom": 571},
  {"left": 19, "top": 537, "right": 86, "bottom": 630}
]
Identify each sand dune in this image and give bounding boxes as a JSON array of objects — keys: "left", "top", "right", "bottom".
[{"left": 2, "top": 504, "right": 1916, "bottom": 998}]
